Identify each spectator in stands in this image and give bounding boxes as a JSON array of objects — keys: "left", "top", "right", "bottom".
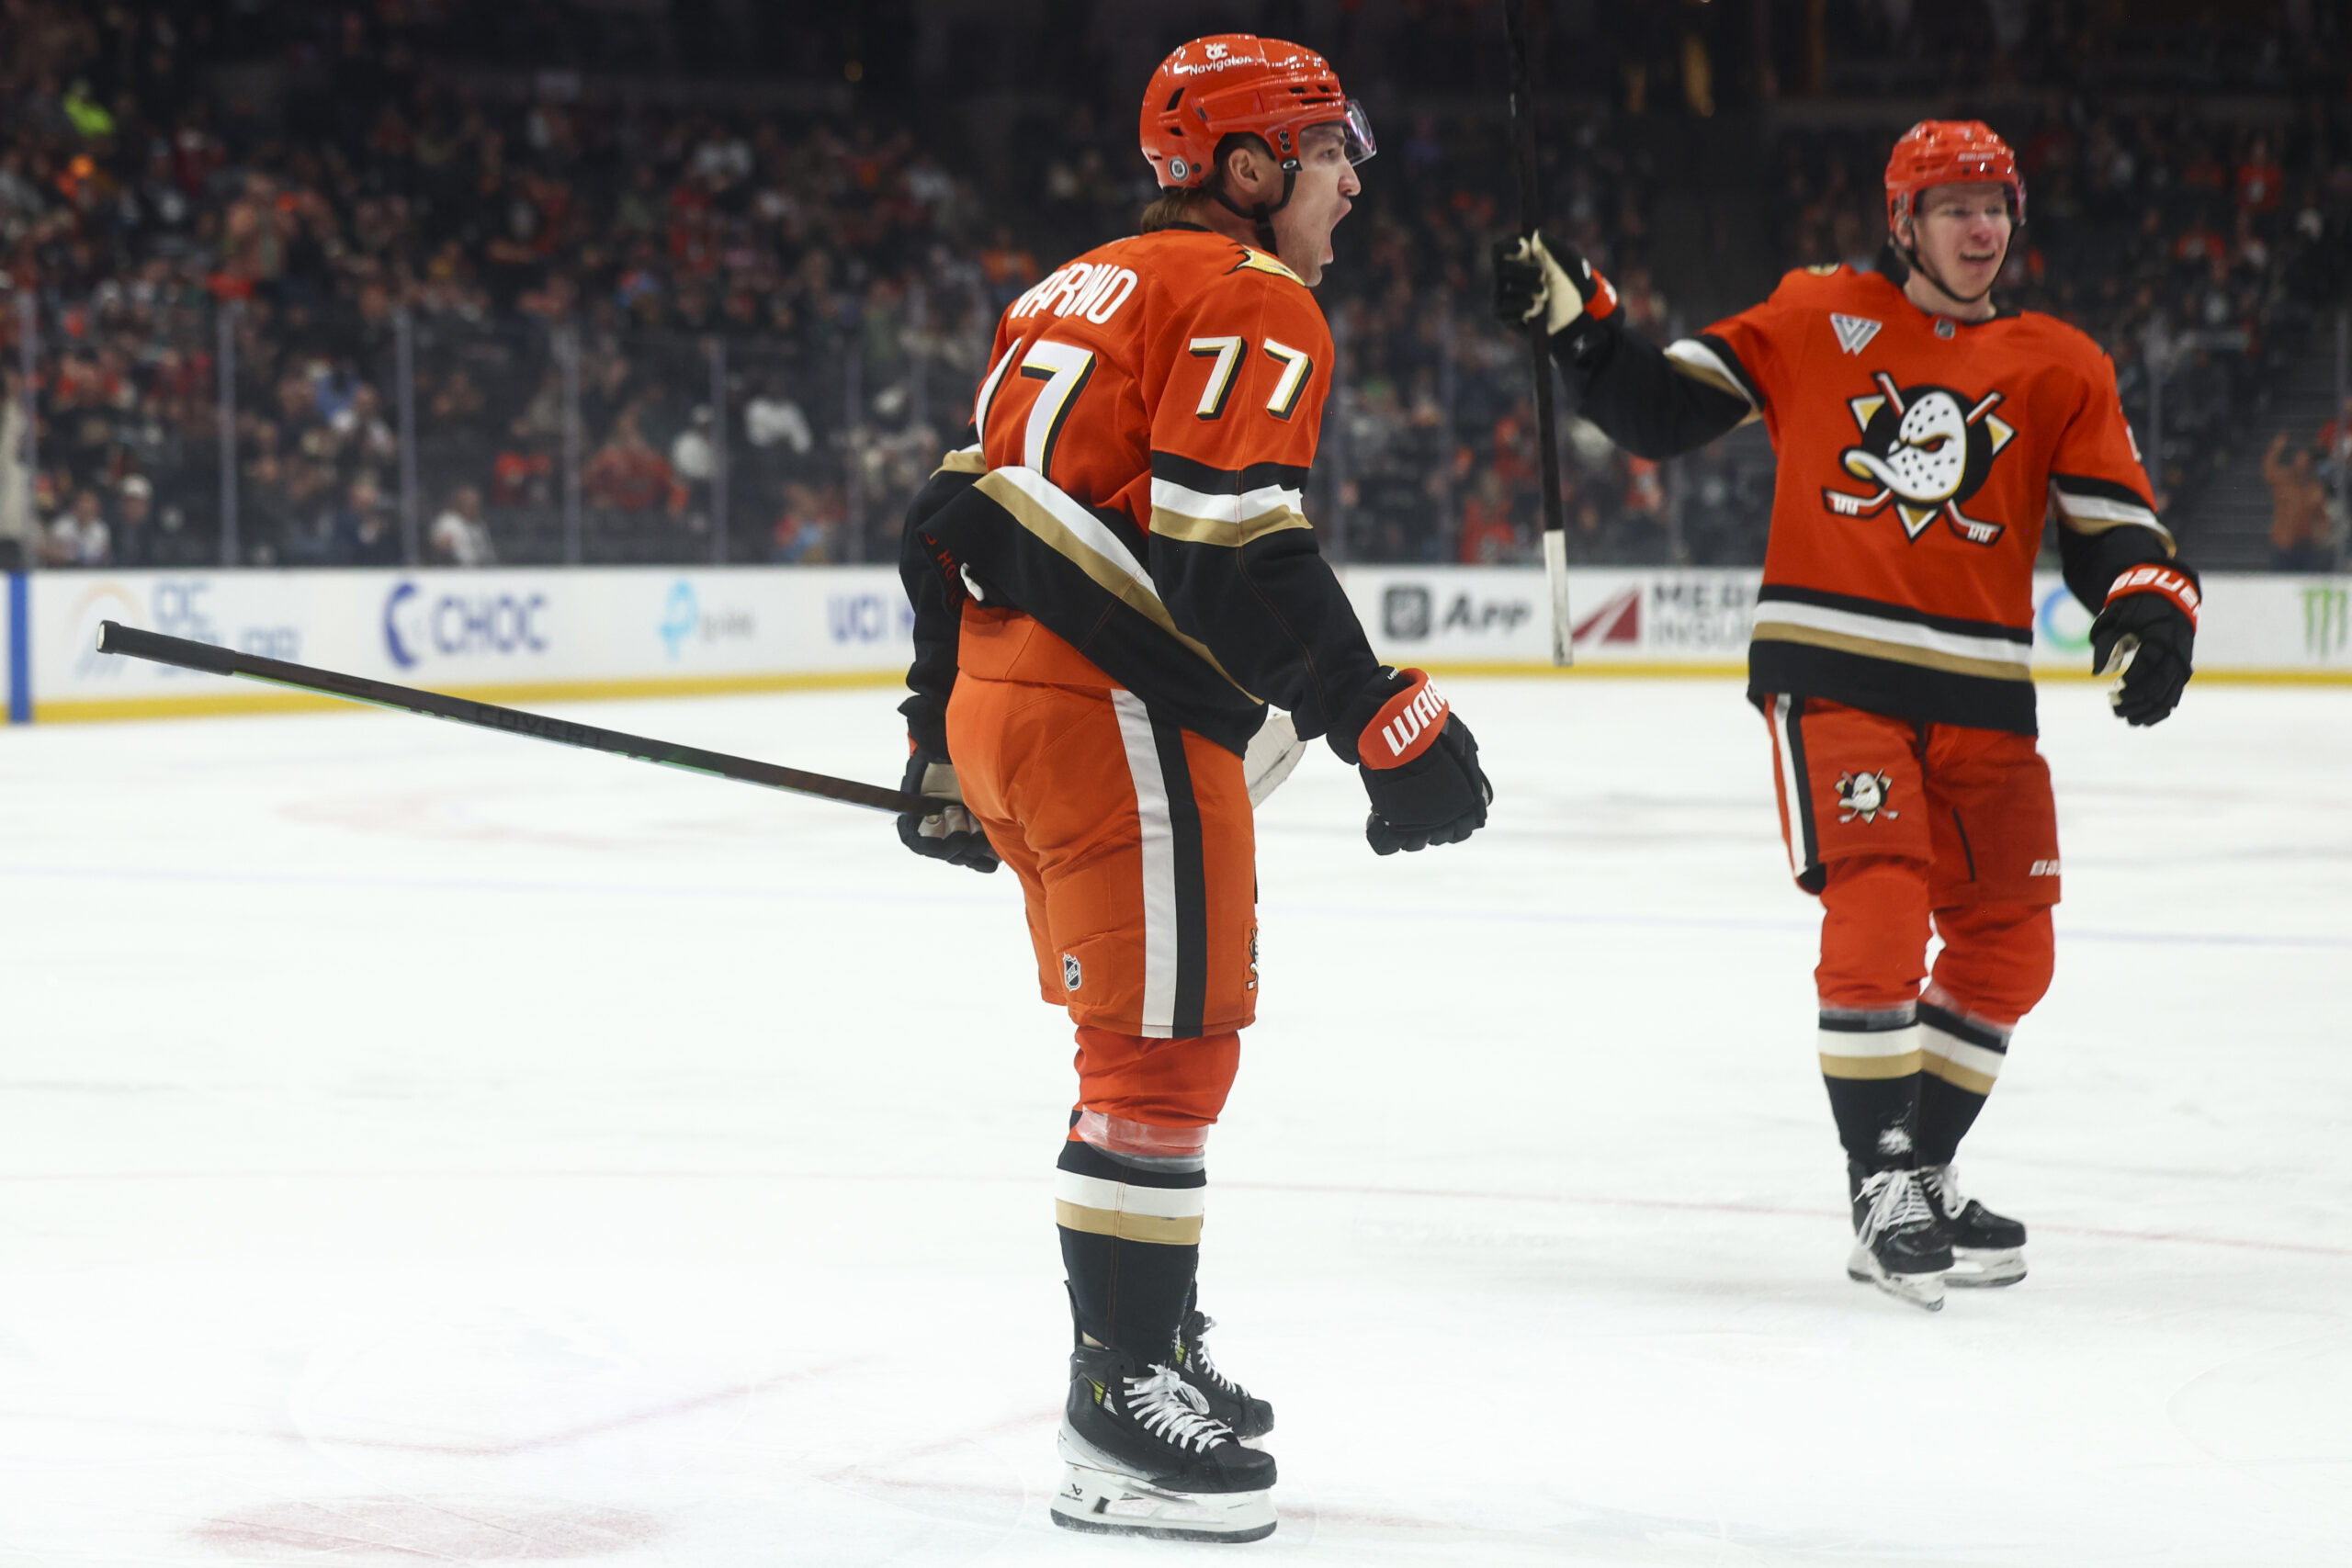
[
  {"left": 112, "top": 474, "right": 154, "bottom": 566},
  {"left": 429, "top": 483, "right": 497, "bottom": 567},
  {"left": 327, "top": 474, "right": 401, "bottom": 567},
  {"left": 44, "top": 487, "right": 112, "bottom": 567},
  {"left": 670, "top": 404, "right": 717, "bottom": 519},
  {"left": 2264, "top": 433, "right": 2333, "bottom": 571},
  {"left": 583, "top": 406, "right": 673, "bottom": 513},
  {"left": 1458, "top": 468, "right": 1520, "bottom": 564},
  {"left": 2318, "top": 395, "right": 2352, "bottom": 481},
  {"left": 0, "top": 369, "right": 30, "bottom": 572}
]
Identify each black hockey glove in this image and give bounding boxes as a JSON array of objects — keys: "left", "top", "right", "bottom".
[
  {"left": 2089, "top": 564, "right": 2199, "bottom": 728},
  {"left": 896, "top": 750, "right": 1000, "bottom": 873},
  {"left": 1340, "top": 668, "right": 1492, "bottom": 855},
  {"left": 1493, "top": 231, "right": 1621, "bottom": 368}
]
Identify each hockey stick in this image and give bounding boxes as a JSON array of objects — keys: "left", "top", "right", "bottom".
[
  {"left": 94, "top": 621, "right": 933, "bottom": 816},
  {"left": 1504, "top": 0, "right": 1575, "bottom": 667}
]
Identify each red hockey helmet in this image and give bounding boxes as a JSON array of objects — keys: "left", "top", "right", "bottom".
[
  {"left": 1139, "top": 34, "right": 1374, "bottom": 191},
  {"left": 1884, "top": 119, "right": 2025, "bottom": 231}
]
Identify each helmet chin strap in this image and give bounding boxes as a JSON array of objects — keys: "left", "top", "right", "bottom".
[{"left": 1210, "top": 164, "right": 1298, "bottom": 254}]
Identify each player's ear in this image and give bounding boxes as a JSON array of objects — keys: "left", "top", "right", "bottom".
[{"left": 1218, "top": 134, "right": 1272, "bottom": 197}]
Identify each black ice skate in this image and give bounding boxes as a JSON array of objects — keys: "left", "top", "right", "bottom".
[
  {"left": 1846, "top": 1163, "right": 1953, "bottom": 1312},
  {"left": 1174, "top": 1309, "right": 1274, "bottom": 1443},
  {"left": 1921, "top": 1163, "right": 2027, "bottom": 1287},
  {"left": 1051, "top": 1343, "right": 1277, "bottom": 1542}
]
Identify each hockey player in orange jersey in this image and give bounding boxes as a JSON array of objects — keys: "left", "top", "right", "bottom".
[
  {"left": 1497, "top": 121, "right": 2199, "bottom": 1311},
  {"left": 893, "top": 36, "right": 1491, "bottom": 1540}
]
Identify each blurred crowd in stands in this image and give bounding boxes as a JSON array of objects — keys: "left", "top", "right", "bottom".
[{"left": 2, "top": 0, "right": 2349, "bottom": 576}]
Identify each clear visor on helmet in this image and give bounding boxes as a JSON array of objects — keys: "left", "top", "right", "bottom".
[{"left": 1339, "top": 98, "right": 1376, "bottom": 164}]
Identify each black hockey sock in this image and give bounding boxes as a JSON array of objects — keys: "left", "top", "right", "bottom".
[
  {"left": 1917, "top": 998, "right": 2012, "bottom": 1166},
  {"left": 1817, "top": 1004, "right": 1923, "bottom": 1169},
  {"left": 1055, "top": 1136, "right": 1204, "bottom": 1357}
]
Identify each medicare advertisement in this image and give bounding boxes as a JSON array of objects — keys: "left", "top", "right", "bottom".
[
  {"left": 3, "top": 567, "right": 2344, "bottom": 725},
  {"left": 1350, "top": 567, "right": 2352, "bottom": 678}
]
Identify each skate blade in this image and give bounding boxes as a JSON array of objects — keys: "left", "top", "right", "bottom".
[
  {"left": 1846, "top": 1244, "right": 1947, "bottom": 1312},
  {"left": 1947, "top": 1247, "right": 2026, "bottom": 1287},
  {"left": 1050, "top": 1462, "right": 1275, "bottom": 1542}
]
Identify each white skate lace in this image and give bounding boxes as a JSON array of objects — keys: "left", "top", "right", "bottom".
[
  {"left": 1920, "top": 1163, "right": 1964, "bottom": 1220},
  {"left": 1186, "top": 1316, "right": 1244, "bottom": 1396},
  {"left": 1859, "top": 1168, "right": 1934, "bottom": 1245},
  {"left": 1124, "top": 1364, "right": 1231, "bottom": 1453}
]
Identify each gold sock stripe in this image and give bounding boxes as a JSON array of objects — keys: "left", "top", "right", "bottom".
[
  {"left": 1818, "top": 1049, "right": 1925, "bottom": 1080},
  {"left": 1054, "top": 1200, "right": 1204, "bottom": 1246}
]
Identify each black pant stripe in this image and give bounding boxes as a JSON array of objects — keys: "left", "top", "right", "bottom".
[
  {"left": 1781, "top": 694, "right": 1825, "bottom": 892},
  {"left": 1147, "top": 710, "right": 1210, "bottom": 1040}
]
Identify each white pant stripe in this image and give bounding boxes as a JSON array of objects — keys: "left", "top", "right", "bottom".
[
  {"left": 1771, "top": 695, "right": 1809, "bottom": 881},
  {"left": 1111, "top": 691, "right": 1180, "bottom": 1038}
]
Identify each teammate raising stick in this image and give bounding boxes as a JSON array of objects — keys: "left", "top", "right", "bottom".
[
  {"left": 894, "top": 35, "right": 1491, "bottom": 1539},
  {"left": 1497, "top": 122, "right": 2198, "bottom": 1310}
]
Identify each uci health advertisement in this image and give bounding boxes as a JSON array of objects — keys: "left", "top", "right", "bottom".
[{"left": 26, "top": 567, "right": 919, "bottom": 720}]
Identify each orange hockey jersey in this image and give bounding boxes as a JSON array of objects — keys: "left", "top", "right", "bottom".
[
  {"left": 899, "top": 226, "right": 1384, "bottom": 760},
  {"left": 1658, "top": 261, "right": 2171, "bottom": 733}
]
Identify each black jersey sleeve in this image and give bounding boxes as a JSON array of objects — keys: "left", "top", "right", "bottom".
[
  {"left": 2056, "top": 515, "right": 2183, "bottom": 614},
  {"left": 896, "top": 439, "right": 987, "bottom": 758},
  {"left": 1143, "top": 451, "right": 1384, "bottom": 755},
  {"left": 1561, "top": 327, "right": 1756, "bottom": 460}
]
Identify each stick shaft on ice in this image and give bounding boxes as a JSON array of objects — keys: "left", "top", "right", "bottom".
[{"left": 95, "top": 620, "right": 932, "bottom": 816}]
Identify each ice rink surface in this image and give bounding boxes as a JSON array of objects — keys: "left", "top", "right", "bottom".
[{"left": 3, "top": 675, "right": 2348, "bottom": 1567}]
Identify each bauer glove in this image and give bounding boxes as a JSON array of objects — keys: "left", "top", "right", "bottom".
[
  {"left": 896, "top": 750, "right": 1000, "bottom": 873},
  {"left": 1340, "top": 668, "right": 1492, "bottom": 855},
  {"left": 2089, "top": 563, "right": 2199, "bottom": 728},
  {"left": 1493, "top": 231, "right": 1620, "bottom": 367}
]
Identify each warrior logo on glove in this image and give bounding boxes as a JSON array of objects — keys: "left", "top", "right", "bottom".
[
  {"left": 1835, "top": 770, "right": 1899, "bottom": 824},
  {"left": 1370, "top": 675, "right": 1450, "bottom": 764},
  {"left": 1825, "top": 371, "right": 2018, "bottom": 546}
]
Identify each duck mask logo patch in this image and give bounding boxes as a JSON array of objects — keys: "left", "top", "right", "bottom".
[{"left": 1822, "top": 371, "right": 2017, "bottom": 547}]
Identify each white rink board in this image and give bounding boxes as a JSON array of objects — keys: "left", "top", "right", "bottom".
[
  {"left": 19, "top": 566, "right": 916, "bottom": 716},
  {"left": 1345, "top": 565, "right": 2352, "bottom": 673},
  {"left": 5, "top": 566, "right": 2348, "bottom": 723}
]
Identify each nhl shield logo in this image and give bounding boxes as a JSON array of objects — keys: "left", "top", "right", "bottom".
[
  {"left": 1063, "top": 953, "right": 1083, "bottom": 992},
  {"left": 1836, "top": 771, "right": 1899, "bottom": 824}
]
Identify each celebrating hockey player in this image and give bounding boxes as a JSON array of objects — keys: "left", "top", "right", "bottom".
[
  {"left": 893, "top": 35, "right": 1491, "bottom": 1540},
  {"left": 1496, "top": 121, "right": 2199, "bottom": 1310}
]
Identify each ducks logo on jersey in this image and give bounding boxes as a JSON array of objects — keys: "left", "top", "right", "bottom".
[{"left": 1822, "top": 370, "right": 2018, "bottom": 546}]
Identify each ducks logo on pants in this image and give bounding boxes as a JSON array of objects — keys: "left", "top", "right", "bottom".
[{"left": 1822, "top": 371, "right": 2017, "bottom": 546}]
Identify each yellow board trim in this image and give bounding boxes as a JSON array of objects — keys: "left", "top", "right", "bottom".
[
  {"left": 26, "top": 658, "right": 2352, "bottom": 727},
  {"left": 1413, "top": 660, "right": 1751, "bottom": 679},
  {"left": 1412, "top": 660, "right": 2352, "bottom": 685},
  {"left": 32, "top": 668, "right": 907, "bottom": 726}
]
